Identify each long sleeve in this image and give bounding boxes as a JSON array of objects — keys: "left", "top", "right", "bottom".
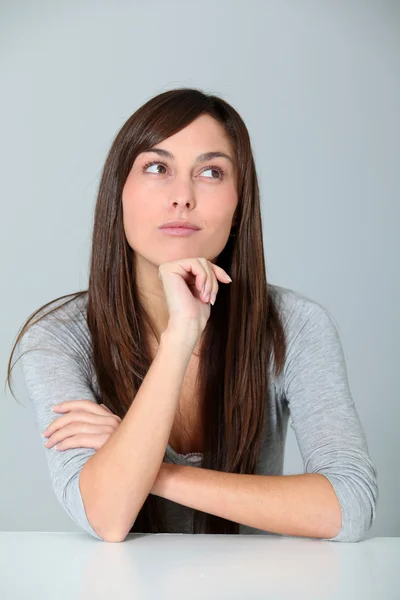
[
  {"left": 17, "top": 316, "right": 105, "bottom": 541},
  {"left": 282, "top": 298, "right": 379, "bottom": 542}
]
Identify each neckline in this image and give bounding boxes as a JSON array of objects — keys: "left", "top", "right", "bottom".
[{"left": 166, "top": 443, "right": 203, "bottom": 463}]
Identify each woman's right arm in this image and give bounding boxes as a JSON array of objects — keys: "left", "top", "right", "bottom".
[
  {"left": 18, "top": 260, "right": 225, "bottom": 541},
  {"left": 79, "top": 326, "right": 196, "bottom": 542},
  {"left": 18, "top": 315, "right": 196, "bottom": 543}
]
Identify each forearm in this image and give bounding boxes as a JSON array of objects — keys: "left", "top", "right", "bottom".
[
  {"left": 79, "top": 329, "right": 195, "bottom": 542},
  {"left": 152, "top": 464, "right": 342, "bottom": 539}
]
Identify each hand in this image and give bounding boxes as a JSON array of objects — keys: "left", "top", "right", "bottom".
[
  {"left": 41, "top": 399, "right": 122, "bottom": 451},
  {"left": 158, "top": 257, "right": 232, "bottom": 340}
]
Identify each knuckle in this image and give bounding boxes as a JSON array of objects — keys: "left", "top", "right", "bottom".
[
  {"left": 81, "top": 399, "right": 95, "bottom": 407},
  {"left": 53, "top": 428, "right": 64, "bottom": 440}
]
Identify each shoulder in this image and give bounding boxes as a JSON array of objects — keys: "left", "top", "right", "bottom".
[
  {"left": 18, "top": 292, "right": 91, "bottom": 359},
  {"left": 268, "top": 283, "right": 341, "bottom": 351}
]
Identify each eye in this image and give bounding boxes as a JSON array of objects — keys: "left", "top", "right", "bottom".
[
  {"left": 142, "top": 160, "right": 168, "bottom": 175},
  {"left": 141, "top": 160, "right": 227, "bottom": 181},
  {"left": 201, "top": 166, "right": 227, "bottom": 180}
]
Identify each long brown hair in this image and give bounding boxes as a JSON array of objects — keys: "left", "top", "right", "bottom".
[{"left": 6, "top": 87, "right": 287, "bottom": 534}]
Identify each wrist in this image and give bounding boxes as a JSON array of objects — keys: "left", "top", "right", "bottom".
[{"left": 161, "top": 324, "right": 199, "bottom": 351}]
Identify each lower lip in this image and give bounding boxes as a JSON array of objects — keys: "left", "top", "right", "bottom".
[{"left": 159, "top": 227, "right": 200, "bottom": 236}]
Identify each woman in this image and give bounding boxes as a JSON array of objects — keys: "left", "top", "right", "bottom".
[{"left": 6, "top": 87, "right": 378, "bottom": 543}]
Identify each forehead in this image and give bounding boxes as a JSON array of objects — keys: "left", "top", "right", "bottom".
[{"left": 147, "top": 114, "right": 233, "bottom": 156}]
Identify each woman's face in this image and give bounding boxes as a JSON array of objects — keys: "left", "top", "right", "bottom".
[{"left": 121, "top": 114, "right": 238, "bottom": 269}]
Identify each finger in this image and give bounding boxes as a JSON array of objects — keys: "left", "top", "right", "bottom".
[
  {"left": 52, "top": 399, "right": 108, "bottom": 414},
  {"left": 197, "top": 258, "right": 217, "bottom": 303},
  {"left": 185, "top": 258, "right": 209, "bottom": 297},
  {"left": 210, "top": 263, "right": 232, "bottom": 283},
  {"left": 43, "top": 412, "right": 117, "bottom": 438},
  {"left": 44, "top": 422, "right": 115, "bottom": 449},
  {"left": 159, "top": 259, "right": 209, "bottom": 300},
  {"left": 195, "top": 259, "right": 211, "bottom": 298},
  {"left": 54, "top": 433, "right": 110, "bottom": 452},
  {"left": 44, "top": 417, "right": 113, "bottom": 444},
  {"left": 209, "top": 271, "right": 219, "bottom": 305}
]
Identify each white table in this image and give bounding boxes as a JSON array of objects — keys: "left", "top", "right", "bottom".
[{"left": 0, "top": 533, "right": 398, "bottom": 599}]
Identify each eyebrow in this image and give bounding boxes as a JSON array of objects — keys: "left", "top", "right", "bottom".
[{"left": 142, "top": 147, "right": 234, "bottom": 166}]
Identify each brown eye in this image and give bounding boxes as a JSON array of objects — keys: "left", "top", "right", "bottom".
[
  {"left": 201, "top": 166, "right": 226, "bottom": 180},
  {"left": 142, "top": 161, "right": 168, "bottom": 175}
]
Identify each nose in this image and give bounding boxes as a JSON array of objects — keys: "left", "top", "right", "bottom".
[
  {"left": 170, "top": 191, "right": 194, "bottom": 209},
  {"left": 168, "top": 176, "right": 196, "bottom": 210},
  {"left": 172, "top": 199, "right": 191, "bottom": 208}
]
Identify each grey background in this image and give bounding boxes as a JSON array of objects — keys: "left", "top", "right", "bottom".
[{"left": 1, "top": 1, "right": 398, "bottom": 538}]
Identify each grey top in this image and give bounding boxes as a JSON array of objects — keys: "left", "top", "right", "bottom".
[{"left": 17, "top": 284, "right": 378, "bottom": 542}]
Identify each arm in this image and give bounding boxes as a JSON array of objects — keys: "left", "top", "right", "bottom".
[
  {"left": 18, "top": 313, "right": 195, "bottom": 542},
  {"left": 18, "top": 318, "right": 107, "bottom": 541},
  {"left": 282, "top": 300, "right": 379, "bottom": 541},
  {"left": 79, "top": 327, "right": 195, "bottom": 541},
  {"left": 151, "top": 465, "right": 342, "bottom": 539},
  {"left": 150, "top": 298, "right": 379, "bottom": 543}
]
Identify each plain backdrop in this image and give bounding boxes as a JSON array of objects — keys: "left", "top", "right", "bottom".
[{"left": 1, "top": 0, "right": 398, "bottom": 538}]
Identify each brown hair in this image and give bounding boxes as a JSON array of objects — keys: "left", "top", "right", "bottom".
[{"left": 6, "top": 87, "right": 287, "bottom": 534}]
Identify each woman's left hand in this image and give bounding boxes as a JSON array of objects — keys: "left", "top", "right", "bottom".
[{"left": 41, "top": 399, "right": 122, "bottom": 451}]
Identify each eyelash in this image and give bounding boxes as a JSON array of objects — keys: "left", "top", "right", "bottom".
[{"left": 141, "top": 160, "right": 227, "bottom": 181}]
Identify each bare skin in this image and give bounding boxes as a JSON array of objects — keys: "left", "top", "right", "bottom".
[
  {"left": 121, "top": 114, "right": 239, "bottom": 454},
  {"left": 121, "top": 113, "right": 238, "bottom": 349}
]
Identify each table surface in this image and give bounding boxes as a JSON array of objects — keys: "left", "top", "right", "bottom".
[{"left": 1, "top": 533, "right": 399, "bottom": 599}]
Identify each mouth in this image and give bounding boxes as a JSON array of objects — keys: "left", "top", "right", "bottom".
[
  {"left": 158, "top": 220, "right": 201, "bottom": 230},
  {"left": 158, "top": 227, "right": 201, "bottom": 237}
]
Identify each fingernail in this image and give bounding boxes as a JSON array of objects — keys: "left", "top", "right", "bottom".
[
  {"left": 225, "top": 275, "right": 232, "bottom": 282},
  {"left": 210, "top": 293, "right": 216, "bottom": 305}
]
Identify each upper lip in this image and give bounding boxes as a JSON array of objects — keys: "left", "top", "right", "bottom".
[{"left": 159, "top": 220, "right": 201, "bottom": 230}]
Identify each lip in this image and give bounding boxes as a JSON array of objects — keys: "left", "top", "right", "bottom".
[
  {"left": 159, "top": 220, "right": 201, "bottom": 230},
  {"left": 159, "top": 227, "right": 200, "bottom": 236}
]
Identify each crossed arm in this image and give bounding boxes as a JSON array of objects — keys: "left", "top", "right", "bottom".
[{"left": 150, "top": 462, "right": 342, "bottom": 540}]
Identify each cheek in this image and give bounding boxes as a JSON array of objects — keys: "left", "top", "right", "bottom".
[
  {"left": 122, "top": 180, "right": 158, "bottom": 224},
  {"left": 215, "top": 184, "right": 238, "bottom": 213},
  {"left": 211, "top": 194, "right": 237, "bottom": 227},
  {"left": 122, "top": 196, "right": 164, "bottom": 254},
  {"left": 123, "top": 203, "right": 157, "bottom": 245}
]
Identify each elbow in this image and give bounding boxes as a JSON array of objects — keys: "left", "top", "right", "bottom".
[
  {"left": 57, "top": 468, "right": 132, "bottom": 543},
  {"left": 97, "top": 518, "right": 137, "bottom": 543},
  {"left": 93, "top": 519, "right": 137, "bottom": 542},
  {"left": 320, "top": 468, "right": 379, "bottom": 543},
  {"left": 76, "top": 462, "right": 141, "bottom": 543},
  {"left": 100, "top": 531, "right": 127, "bottom": 543},
  {"left": 99, "top": 522, "right": 136, "bottom": 543}
]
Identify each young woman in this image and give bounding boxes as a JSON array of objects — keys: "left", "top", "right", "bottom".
[{"left": 6, "top": 87, "right": 378, "bottom": 543}]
